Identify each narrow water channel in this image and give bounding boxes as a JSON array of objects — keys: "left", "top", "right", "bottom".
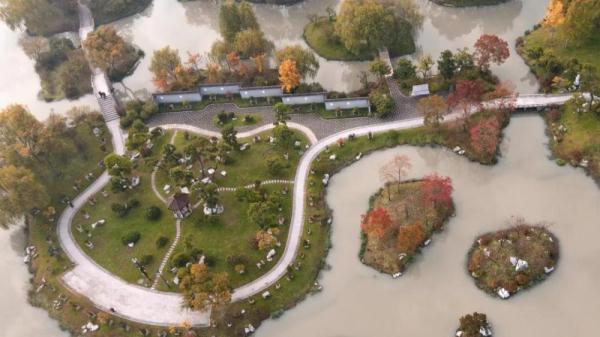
[{"left": 256, "top": 114, "right": 600, "bottom": 337}]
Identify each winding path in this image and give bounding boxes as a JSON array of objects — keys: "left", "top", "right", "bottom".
[{"left": 57, "top": 1, "right": 587, "bottom": 327}]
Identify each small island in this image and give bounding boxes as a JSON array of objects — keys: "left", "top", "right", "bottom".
[
  {"left": 360, "top": 161, "right": 455, "bottom": 276},
  {"left": 455, "top": 312, "right": 493, "bottom": 337},
  {"left": 467, "top": 220, "right": 559, "bottom": 299},
  {"left": 303, "top": 0, "right": 418, "bottom": 61}
]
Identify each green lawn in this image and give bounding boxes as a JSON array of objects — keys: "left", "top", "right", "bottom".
[
  {"left": 159, "top": 185, "right": 293, "bottom": 291},
  {"left": 71, "top": 175, "right": 175, "bottom": 286},
  {"left": 69, "top": 130, "right": 177, "bottom": 286}
]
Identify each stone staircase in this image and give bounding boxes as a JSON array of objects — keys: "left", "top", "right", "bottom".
[{"left": 97, "top": 95, "right": 120, "bottom": 122}]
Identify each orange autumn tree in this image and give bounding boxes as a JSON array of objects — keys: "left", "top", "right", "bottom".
[
  {"left": 544, "top": 0, "right": 566, "bottom": 27},
  {"left": 279, "top": 59, "right": 301, "bottom": 93},
  {"left": 361, "top": 207, "right": 394, "bottom": 239},
  {"left": 396, "top": 222, "right": 427, "bottom": 253}
]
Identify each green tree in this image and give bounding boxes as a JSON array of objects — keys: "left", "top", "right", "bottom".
[
  {"left": 275, "top": 45, "right": 320, "bottom": 79},
  {"left": 273, "top": 102, "right": 291, "bottom": 124},
  {"left": 219, "top": 0, "right": 260, "bottom": 43},
  {"left": 335, "top": 0, "right": 396, "bottom": 55},
  {"left": 266, "top": 155, "right": 289, "bottom": 177},
  {"left": 233, "top": 29, "right": 273, "bottom": 58},
  {"left": 0, "top": 165, "right": 48, "bottom": 227},
  {"left": 396, "top": 58, "right": 416, "bottom": 79},
  {"left": 104, "top": 154, "right": 132, "bottom": 177},
  {"left": 418, "top": 54, "right": 434, "bottom": 78},
  {"left": 221, "top": 125, "right": 238, "bottom": 148},
  {"left": 369, "top": 90, "right": 395, "bottom": 118},
  {"left": 368, "top": 58, "right": 391, "bottom": 81},
  {"left": 437, "top": 50, "right": 456, "bottom": 80},
  {"left": 273, "top": 124, "right": 294, "bottom": 148}
]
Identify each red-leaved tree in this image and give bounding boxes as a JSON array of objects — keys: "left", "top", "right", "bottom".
[
  {"left": 361, "top": 207, "right": 395, "bottom": 239},
  {"left": 474, "top": 34, "right": 510, "bottom": 71},
  {"left": 469, "top": 117, "right": 501, "bottom": 159},
  {"left": 448, "top": 80, "right": 485, "bottom": 125},
  {"left": 421, "top": 174, "right": 453, "bottom": 209}
]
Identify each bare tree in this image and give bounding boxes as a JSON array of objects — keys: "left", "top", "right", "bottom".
[{"left": 379, "top": 155, "right": 412, "bottom": 200}]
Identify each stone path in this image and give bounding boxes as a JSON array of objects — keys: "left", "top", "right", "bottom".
[
  {"left": 149, "top": 131, "right": 180, "bottom": 288},
  {"left": 151, "top": 219, "right": 181, "bottom": 290},
  {"left": 216, "top": 180, "right": 295, "bottom": 193}
]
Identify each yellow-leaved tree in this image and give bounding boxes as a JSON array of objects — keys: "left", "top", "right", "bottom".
[{"left": 278, "top": 59, "right": 300, "bottom": 93}]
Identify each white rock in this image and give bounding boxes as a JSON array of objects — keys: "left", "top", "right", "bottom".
[
  {"left": 329, "top": 154, "right": 336, "bottom": 161},
  {"left": 208, "top": 168, "right": 216, "bottom": 175},
  {"left": 266, "top": 249, "right": 276, "bottom": 262},
  {"left": 262, "top": 291, "right": 271, "bottom": 299},
  {"left": 221, "top": 170, "right": 227, "bottom": 176},
  {"left": 163, "top": 185, "right": 171, "bottom": 192},
  {"left": 180, "top": 186, "right": 190, "bottom": 194},
  {"left": 127, "top": 242, "right": 134, "bottom": 248},
  {"left": 455, "top": 331, "right": 463, "bottom": 337},
  {"left": 355, "top": 152, "right": 363, "bottom": 160},
  {"left": 544, "top": 266, "right": 555, "bottom": 274},
  {"left": 392, "top": 272, "right": 402, "bottom": 279},
  {"left": 497, "top": 287, "right": 510, "bottom": 299},
  {"left": 423, "top": 239, "right": 431, "bottom": 246},
  {"left": 322, "top": 174, "right": 330, "bottom": 186}
]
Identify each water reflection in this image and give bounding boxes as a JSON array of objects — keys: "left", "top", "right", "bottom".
[
  {"left": 0, "top": 225, "right": 69, "bottom": 337},
  {"left": 256, "top": 114, "right": 600, "bottom": 337}
]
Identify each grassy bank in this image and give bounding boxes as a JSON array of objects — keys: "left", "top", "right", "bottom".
[
  {"left": 517, "top": 25, "right": 600, "bottom": 92},
  {"left": 544, "top": 102, "right": 600, "bottom": 179},
  {"left": 467, "top": 223, "right": 559, "bottom": 299},
  {"left": 361, "top": 180, "right": 455, "bottom": 275}
]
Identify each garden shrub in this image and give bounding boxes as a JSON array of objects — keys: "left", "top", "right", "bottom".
[
  {"left": 171, "top": 253, "right": 190, "bottom": 268},
  {"left": 140, "top": 254, "right": 154, "bottom": 266},
  {"left": 156, "top": 236, "right": 169, "bottom": 248},
  {"left": 121, "top": 231, "right": 141, "bottom": 245},
  {"left": 111, "top": 203, "right": 129, "bottom": 217},
  {"left": 127, "top": 198, "right": 140, "bottom": 209},
  {"left": 145, "top": 206, "right": 162, "bottom": 221}
]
